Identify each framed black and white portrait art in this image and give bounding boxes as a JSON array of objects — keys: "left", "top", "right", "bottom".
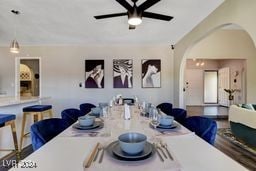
[
  {"left": 85, "top": 60, "right": 104, "bottom": 88},
  {"left": 113, "top": 59, "right": 133, "bottom": 88},
  {"left": 141, "top": 59, "right": 161, "bottom": 88}
]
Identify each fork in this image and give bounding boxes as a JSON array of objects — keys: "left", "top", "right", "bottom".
[
  {"left": 93, "top": 145, "right": 103, "bottom": 162},
  {"left": 156, "top": 143, "right": 168, "bottom": 159},
  {"left": 160, "top": 141, "right": 173, "bottom": 160},
  {"left": 153, "top": 143, "right": 164, "bottom": 162}
]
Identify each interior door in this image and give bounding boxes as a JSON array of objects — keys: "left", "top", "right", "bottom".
[
  {"left": 185, "top": 69, "right": 203, "bottom": 105},
  {"left": 218, "top": 67, "right": 230, "bottom": 106}
]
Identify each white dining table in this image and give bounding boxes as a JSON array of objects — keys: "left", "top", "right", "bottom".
[{"left": 10, "top": 105, "right": 248, "bottom": 171}]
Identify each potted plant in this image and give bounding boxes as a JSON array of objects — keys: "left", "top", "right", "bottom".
[{"left": 224, "top": 89, "right": 236, "bottom": 100}]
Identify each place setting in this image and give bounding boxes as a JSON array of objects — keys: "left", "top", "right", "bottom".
[
  {"left": 83, "top": 132, "right": 181, "bottom": 171},
  {"left": 147, "top": 108, "right": 181, "bottom": 134},
  {"left": 73, "top": 115, "right": 104, "bottom": 131},
  {"left": 59, "top": 115, "right": 105, "bottom": 137}
]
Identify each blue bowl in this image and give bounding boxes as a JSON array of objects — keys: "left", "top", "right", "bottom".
[
  {"left": 159, "top": 115, "right": 174, "bottom": 126},
  {"left": 118, "top": 132, "right": 147, "bottom": 155},
  {"left": 78, "top": 115, "right": 95, "bottom": 126}
]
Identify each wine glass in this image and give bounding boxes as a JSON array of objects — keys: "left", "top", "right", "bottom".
[
  {"left": 151, "top": 108, "right": 159, "bottom": 129},
  {"left": 100, "top": 107, "right": 111, "bottom": 137}
]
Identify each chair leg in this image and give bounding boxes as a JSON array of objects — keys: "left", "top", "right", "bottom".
[
  {"left": 19, "top": 113, "right": 27, "bottom": 151},
  {"left": 9, "top": 120, "right": 20, "bottom": 161},
  {"left": 38, "top": 112, "right": 43, "bottom": 121},
  {"left": 49, "top": 109, "right": 53, "bottom": 118}
]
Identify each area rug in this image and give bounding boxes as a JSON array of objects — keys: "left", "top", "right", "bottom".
[{"left": 217, "top": 128, "right": 256, "bottom": 156}]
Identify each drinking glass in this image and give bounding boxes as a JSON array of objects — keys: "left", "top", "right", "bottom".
[
  {"left": 151, "top": 108, "right": 159, "bottom": 129},
  {"left": 100, "top": 107, "right": 111, "bottom": 137}
]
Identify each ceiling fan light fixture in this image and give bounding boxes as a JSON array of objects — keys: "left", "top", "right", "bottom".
[
  {"left": 128, "top": 17, "right": 142, "bottom": 26},
  {"left": 10, "top": 39, "right": 20, "bottom": 54}
]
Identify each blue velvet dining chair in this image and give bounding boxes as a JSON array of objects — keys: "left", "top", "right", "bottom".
[
  {"left": 157, "top": 103, "right": 187, "bottom": 124},
  {"left": 172, "top": 108, "right": 187, "bottom": 124},
  {"left": 61, "top": 108, "right": 83, "bottom": 126},
  {"left": 30, "top": 118, "right": 69, "bottom": 151},
  {"left": 79, "top": 103, "right": 96, "bottom": 115},
  {"left": 156, "top": 103, "right": 173, "bottom": 115},
  {"left": 123, "top": 98, "right": 135, "bottom": 105},
  {"left": 183, "top": 116, "right": 217, "bottom": 145}
]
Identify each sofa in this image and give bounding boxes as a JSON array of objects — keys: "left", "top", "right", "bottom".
[{"left": 229, "top": 105, "right": 256, "bottom": 148}]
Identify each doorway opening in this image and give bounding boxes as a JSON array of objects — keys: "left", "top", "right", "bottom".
[
  {"left": 184, "top": 59, "right": 246, "bottom": 107},
  {"left": 204, "top": 70, "right": 218, "bottom": 104},
  {"left": 15, "top": 57, "right": 41, "bottom": 97}
]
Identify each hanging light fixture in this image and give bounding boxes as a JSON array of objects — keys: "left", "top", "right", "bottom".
[
  {"left": 128, "top": 2, "right": 142, "bottom": 26},
  {"left": 10, "top": 10, "right": 20, "bottom": 54}
]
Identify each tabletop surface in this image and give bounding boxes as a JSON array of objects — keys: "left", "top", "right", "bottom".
[{"left": 10, "top": 105, "right": 248, "bottom": 171}]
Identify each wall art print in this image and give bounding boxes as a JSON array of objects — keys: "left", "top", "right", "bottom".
[
  {"left": 113, "top": 59, "right": 133, "bottom": 88},
  {"left": 85, "top": 60, "right": 104, "bottom": 88},
  {"left": 141, "top": 59, "right": 161, "bottom": 88}
]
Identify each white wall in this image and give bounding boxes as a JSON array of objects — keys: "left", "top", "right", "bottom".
[
  {"left": 178, "top": 29, "right": 256, "bottom": 107},
  {"left": 219, "top": 59, "right": 246, "bottom": 104},
  {"left": 185, "top": 59, "right": 246, "bottom": 105},
  {"left": 0, "top": 45, "right": 174, "bottom": 115},
  {"left": 185, "top": 60, "right": 219, "bottom": 105},
  {"left": 174, "top": 0, "right": 256, "bottom": 107}
]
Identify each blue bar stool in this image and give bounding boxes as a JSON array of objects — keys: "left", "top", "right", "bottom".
[
  {"left": 20, "top": 105, "right": 53, "bottom": 150},
  {"left": 0, "top": 114, "right": 20, "bottom": 160}
]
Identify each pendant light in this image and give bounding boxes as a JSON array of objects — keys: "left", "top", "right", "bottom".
[{"left": 10, "top": 10, "right": 20, "bottom": 54}]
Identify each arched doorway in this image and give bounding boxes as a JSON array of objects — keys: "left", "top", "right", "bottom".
[
  {"left": 15, "top": 57, "right": 41, "bottom": 97},
  {"left": 179, "top": 23, "right": 256, "bottom": 110}
]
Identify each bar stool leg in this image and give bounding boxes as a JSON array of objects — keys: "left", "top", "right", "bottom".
[
  {"left": 9, "top": 120, "right": 20, "bottom": 160},
  {"left": 38, "top": 112, "right": 43, "bottom": 121},
  {"left": 19, "top": 113, "right": 27, "bottom": 151},
  {"left": 49, "top": 109, "right": 53, "bottom": 118}
]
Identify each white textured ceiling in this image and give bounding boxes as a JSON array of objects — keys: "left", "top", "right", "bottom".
[{"left": 0, "top": 0, "right": 224, "bottom": 46}]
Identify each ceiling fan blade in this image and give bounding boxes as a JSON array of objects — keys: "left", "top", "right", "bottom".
[
  {"left": 138, "top": 0, "right": 161, "bottom": 11},
  {"left": 142, "top": 12, "right": 173, "bottom": 21},
  {"left": 94, "top": 13, "right": 127, "bottom": 19},
  {"left": 116, "top": 0, "right": 133, "bottom": 11},
  {"left": 129, "top": 25, "right": 136, "bottom": 30}
]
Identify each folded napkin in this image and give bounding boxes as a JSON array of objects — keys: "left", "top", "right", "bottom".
[{"left": 124, "top": 104, "right": 131, "bottom": 120}]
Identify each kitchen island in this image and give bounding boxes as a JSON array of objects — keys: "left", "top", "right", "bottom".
[{"left": 0, "top": 96, "right": 51, "bottom": 158}]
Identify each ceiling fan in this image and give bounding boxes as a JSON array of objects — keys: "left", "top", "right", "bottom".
[{"left": 94, "top": 0, "right": 173, "bottom": 30}]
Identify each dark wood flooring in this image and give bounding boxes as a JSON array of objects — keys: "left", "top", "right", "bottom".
[
  {"left": 0, "top": 145, "right": 33, "bottom": 171},
  {"left": 1, "top": 106, "right": 255, "bottom": 170},
  {"left": 187, "top": 105, "right": 256, "bottom": 171}
]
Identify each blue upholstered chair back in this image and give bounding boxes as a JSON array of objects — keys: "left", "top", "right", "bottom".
[
  {"left": 183, "top": 116, "right": 217, "bottom": 145},
  {"left": 79, "top": 103, "right": 96, "bottom": 115},
  {"left": 30, "top": 118, "right": 69, "bottom": 151},
  {"left": 172, "top": 108, "right": 187, "bottom": 124},
  {"left": 157, "top": 103, "right": 187, "bottom": 123},
  {"left": 156, "top": 103, "right": 173, "bottom": 115},
  {"left": 61, "top": 108, "right": 83, "bottom": 125},
  {"left": 123, "top": 98, "right": 135, "bottom": 105}
]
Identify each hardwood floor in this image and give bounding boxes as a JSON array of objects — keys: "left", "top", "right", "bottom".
[
  {"left": 0, "top": 145, "right": 33, "bottom": 171},
  {"left": 187, "top": 105, "right": 256, "bottom": 171},
  {"left": 215, "top": 134, "right": 256, "bottom": 171},
  {"left": 187, "top": 105, "right": 228, "bottom": 118}
]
